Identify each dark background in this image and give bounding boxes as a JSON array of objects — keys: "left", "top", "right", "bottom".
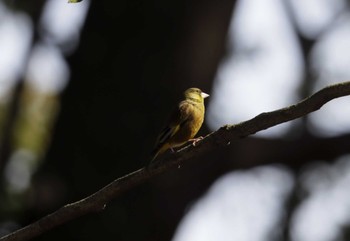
[{"left": 1, "top": 0, "right": 350, "bottom": 240}]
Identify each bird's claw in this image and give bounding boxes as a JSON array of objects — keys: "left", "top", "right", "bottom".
[{"left": 189, "top": 136, "right": 203, "bottom": 146}]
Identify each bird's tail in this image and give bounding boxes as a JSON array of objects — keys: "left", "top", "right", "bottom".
[
  {"left": 148, "top": 144, "right": 169, "bottom": 168},
  {"left": 150, "top": 149, "right": 160, "bottom": 163}
]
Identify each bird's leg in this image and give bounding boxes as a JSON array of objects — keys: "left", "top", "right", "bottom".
[{"left": 189, "top": 136, "right": 203, "bottom": 146}]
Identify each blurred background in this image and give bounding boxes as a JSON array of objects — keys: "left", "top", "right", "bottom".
[{"left": 0, "top": 0, "right": 350, "bottom": 240}]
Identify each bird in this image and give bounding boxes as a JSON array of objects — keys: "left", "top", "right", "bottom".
[{"left": 150, "top": 87, "right": 209, "bottom": 164}]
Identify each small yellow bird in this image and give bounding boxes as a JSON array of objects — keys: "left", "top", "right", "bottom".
[{"left": 150, "top": 88, "right": 209, "bottom": 164}]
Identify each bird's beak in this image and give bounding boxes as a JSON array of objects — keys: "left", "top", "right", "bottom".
[{"left": 201, "top": 92, "right": 209, "bottom": 98}]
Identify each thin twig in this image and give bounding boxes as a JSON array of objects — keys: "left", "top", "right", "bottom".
[{"left": 2, "top": 81, "right": 350, "bottom": 241}]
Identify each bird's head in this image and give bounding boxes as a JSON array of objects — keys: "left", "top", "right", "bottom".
[{"left": 184, "top": 88, "right": 209, "bottom": 103}]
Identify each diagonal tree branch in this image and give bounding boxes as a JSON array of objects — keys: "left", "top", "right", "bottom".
[{"left": 2, "top": 81, "right": 350, "bottom": 241}]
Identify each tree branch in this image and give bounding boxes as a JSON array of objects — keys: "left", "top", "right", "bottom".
[{"left": 2, "top": 81, "right": 350, "bottom": 241}]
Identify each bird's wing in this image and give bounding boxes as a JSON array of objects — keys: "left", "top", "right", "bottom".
[
  {"left": 150, "top": 101, "right": 194, "bottom": 163},
  {"left": 156, "top": 101, "right": 191, "bottom": 145},
  {"left": 157, "top": 125, "right": 179, "bottom": 145}
]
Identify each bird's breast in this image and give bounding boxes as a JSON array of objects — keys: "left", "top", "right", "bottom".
[{"left": 170, "top": 103, "right": 204, "bottom": 146}]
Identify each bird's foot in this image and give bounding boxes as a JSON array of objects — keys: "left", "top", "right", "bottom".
[{"left": 189, "top": 136, "right": 203, "bottom": 146}]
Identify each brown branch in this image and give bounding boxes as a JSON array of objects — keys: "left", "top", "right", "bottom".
[{"left": 2, "top": 81, "right": 350, "bottom": 241}]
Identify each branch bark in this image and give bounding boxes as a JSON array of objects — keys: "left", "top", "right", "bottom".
[{"left": 2, "top": 81, "right": 350, "bottom": 241}]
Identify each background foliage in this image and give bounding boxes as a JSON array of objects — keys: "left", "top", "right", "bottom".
[{"left": 1, "top": 0, "right": 350, "bottom": 241}]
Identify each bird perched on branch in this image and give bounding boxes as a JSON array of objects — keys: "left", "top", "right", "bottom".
[{"left": 150, "top": 87, "right": 209, "bottom": 164}]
